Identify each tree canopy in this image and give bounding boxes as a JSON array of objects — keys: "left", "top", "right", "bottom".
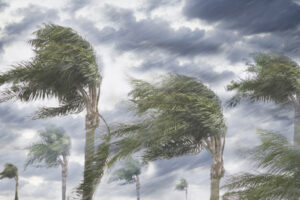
[
  {"left": 223, "top": 130, "right": 300, "bottom": 200},
  {"left": 0, "top": 23, "right": 102, "bottom": 118},
  {"left": 25, "top": 126, "right": 71, "bottom": 168},
  {"left": 110, "top": 74, "right": 226, "bottom": 163},
  {"left": 109, "top": 158, "right": 141, "bottom": 185},
  {"left": 227, "top": 53, "right": 300, "bottom": 107}
]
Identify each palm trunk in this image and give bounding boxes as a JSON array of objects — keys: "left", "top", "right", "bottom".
[
  {"left": 206, "top": 135, "right": 225, "bottom": 200},
  {"left": 294, "top": 104, "right": 300, "bottom": 146},
  {"left": 136, "top": 175, "right": 140, "bottom": 200},
  {"left": 15, "top": 175, "right": 18, "bottom": 200},
  {"left": 62, "top": 155, "right": 68, "bottom": 200},
  {"left": 82, "top": 111, "right": 99, "bottom": 200},
  {"left": 185, "top": 188, "right": 188, "bottom": 200}
]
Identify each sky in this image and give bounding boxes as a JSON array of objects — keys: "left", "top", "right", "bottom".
[{"left": 0, "top": 0, "right": 299, "bottom": 199}]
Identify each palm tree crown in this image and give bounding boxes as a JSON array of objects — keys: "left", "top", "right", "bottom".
[
  {"left": 223, "top": 130, "right": 300, "bottom": 200},
  {"left": 0, "top": 23, "right": 101, "bottom": 118},
  {"left": 0, "top": 163, "right": 19, "bottom": 200},
  {"left": 25, "top": 126, "right": 71, "bottom": 168}
]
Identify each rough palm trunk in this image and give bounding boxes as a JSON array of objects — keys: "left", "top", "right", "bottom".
[
  {"left": 82, "top": 85, "right": 101, "bottom": 200},
  {"left": 82, "top": 111, "right": 99, "bottom": 200},
  {"left": 62, "top": 155, "right": 68, "bottom": 200},
  {"left": 15, "top": 175, "right": 18, "bottom": 200},
  {"left": 136, "top": 175, "right": 140, "bottom": 200},
  {"left": 206, "top": 135, "right": 225, "bottom": 200},
  {"left": 294, "top": 104, "right": 300, "bottom": 146}
]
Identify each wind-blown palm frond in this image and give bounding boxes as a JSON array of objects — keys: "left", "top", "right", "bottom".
[
  {"left": 175, "top": 178, "right": 188, "bottom": 191},
  {"left": 223, "top": 130, "right": 300, "bottom": 200},
  {"left": 0, "top": 23, "right": 101, "bottom": 118},
  {"left": 0, "top": 163, "right": 17, "bottom": 179},
  {"left": 109, "top": 158, "right": 141, "bottom": 185},
  {"left": 0, "top": 163, "right": 19, "bottom": 200},
  {"left": 111, "top": 74, "right": 225, "bottom": 163},
  {"left": 25, "top": 126, "right": 71, "bottom": 168},
  {"left": 227, "top": 53, "right": 300, "bottom": 107}
]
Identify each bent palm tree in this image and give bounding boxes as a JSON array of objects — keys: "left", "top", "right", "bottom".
[
  {"left": 0, "top": 24, "right": 109, "bottom": 199},
  {"left": 110, "top": 74, "right": 226, "bottom": 200},
  {"left": 223, "top": 130, "right": 300, "bottom": 200},
  {"left": 175, "top": 178, "right": 188, "bottom": 200},
  {"left": 25, "top": 126, "right": 71, "bottom": 200},
  {"left": 227, "top": 53, "right": 300, "bottom": 146},
  {"left": 109, "top": 158, "right": 142, "bottom": 200},
  {"left": 0, "top": 163, "right": 18, "bottom": 200}
]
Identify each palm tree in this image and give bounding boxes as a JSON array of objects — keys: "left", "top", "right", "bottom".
[
  {"left": 222, "top": 130, "right": 300, "bottom": 200},
  {"left": 25, "top": 126, "right": 71, "bottom": 200},
  {"left": 175, "top": 178, "right": 188, "bottom": 200},
  {"left": 109, "top": 158, "right": 142, "bottom": 200},
  {"left": 227, "top": 53, "right": 300, "bottom": 146},
  {"left": 110, "top": 74, "right": 226, "bottom": 200},
  {"left": 0, "top": 24, "right": 109, "bottom": 199},
  {"left": 0, "top": 163, "right": 19, "bottom": 200}
]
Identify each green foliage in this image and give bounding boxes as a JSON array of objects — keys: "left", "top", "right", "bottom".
[
  {"left": 227, "top": 53, "right": 300, "bottom": 107},
  {"left": 25, "top": 126, "right": 71, "bottom": 168},
  {"left": 223, "top": 130, "right": 300, "bottom": 200},
  {"left": 175, "top": 178, "right": 188, "bottom": 191},
  {"left": 0, "top": 163, "right": 18, "bottom": 179},
  {"left": 0, "top": 23, "right": 101, "bottom": 118},
  {"left": 109, "top": 158, "right": 141, "bottom": 185},
  {"left": 110, "top": 74, "right": 226, "bottom": 164}
]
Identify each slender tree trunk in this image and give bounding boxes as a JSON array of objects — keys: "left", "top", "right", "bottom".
[
  {"left": 185, "top": 188, "right": 188, "bottom": 200},
  {"left": 294, "top": 104, "right": 300, "bottom": 146},
  {"left": 62, "top": 155, "right": 68, "bottom": 200},
  {"left": 206, "top": 135, "right": 225, "bottom": 200},
  {"left": 82, "top": 111, "right": 99, "bottom": 200},
  {"left": 136, "top": 175, "right": 140, "bottom": 200},
  {"left": 15, "top": 176, "right": 18, "bottom": 200}
]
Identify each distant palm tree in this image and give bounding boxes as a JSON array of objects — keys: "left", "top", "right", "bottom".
[
  {"left": 0, "top": 163, "right": 18, "bottom": 200},
  {"left": 227, "top": 53, "right": 300, "bottom": 146},
  {"left": 175, "top": 178, "right": 188, "bottom": 200},
  {"left": 0, "top": 24, "right": 110, "bottom": 199},
  {"left": 25, "top": 126, "right": 71, "bottom": 200},
  {"left": 223, "top": 130, "right": 300, "bottom": 200},
  {"left": 109, "top": 158, "right": 142, "bottom": 200}
]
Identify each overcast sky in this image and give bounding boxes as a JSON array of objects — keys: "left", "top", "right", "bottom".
[{"left": 0, "top": 0, "right": 299, "bottom": 199}]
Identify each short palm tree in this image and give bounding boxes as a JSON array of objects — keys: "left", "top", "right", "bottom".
[
  {"left": 175, "top": 178, "right": 188, "bottom": 200},
  {"left": 110, "top": 74, "right": 226, "bottom": 200},
  {"left": 0, "top": 24, "right": 109, "bottom": 199},
  {"left": 109, "top": 158, "right": 142, "bottom": 200},
  {"left": 25, "top": 126, "right": 71, "bottom": 200},
  {"left": 0, "top": 163, "right": 19, "bottom": 200},
  {"left": 227, "top": 53, "right": 300, "bottom": 146},
  {"left": 223, "top": 130, "right": 300, "bottom": 200}
]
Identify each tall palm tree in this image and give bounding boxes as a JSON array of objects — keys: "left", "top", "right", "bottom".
[
  {"left": 25, "top": 126, "right": 71, "bottom": 200},
  {"left": 110, "top": 74, "right": 226, "bottom": 200},
  {"left": 109, "top": 158, "right": 142, "bottom": 200},
  {"left": 227, "top": 53, "right": 300, "bottom": 146},
  {"left": 0, "top": 163, "right": 19, "bottom": 200},
  {"left": 175, "top": 178, "right": 188, "bottom": 200},
  {"left": 223, "top": 130, "right": 300, "bottom": 200},
  {"left": 0, "top": 24, "right": 109, "bottom": 199}
]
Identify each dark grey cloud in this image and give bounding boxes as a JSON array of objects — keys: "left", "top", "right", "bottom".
[
  {"left": 92, "top": 6, "right": 223, "bottom": 57},
  {"left": 183, "top": 0, "right": 300, "bottom": 34},
  {"left": 65, "top": 0, "right": 92, "bottom": 13},
  {"left": 140, "top": 0, "right": 181, "bottom": 12},
  {"left": 0, "top": 0, "right": 8, "bottom": 12},
  {"left": 134, "top": 58, "right": 234, "bottom": 85},
  {"left": 0, "top": 5, "right": 58, "bottom": 54}
]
